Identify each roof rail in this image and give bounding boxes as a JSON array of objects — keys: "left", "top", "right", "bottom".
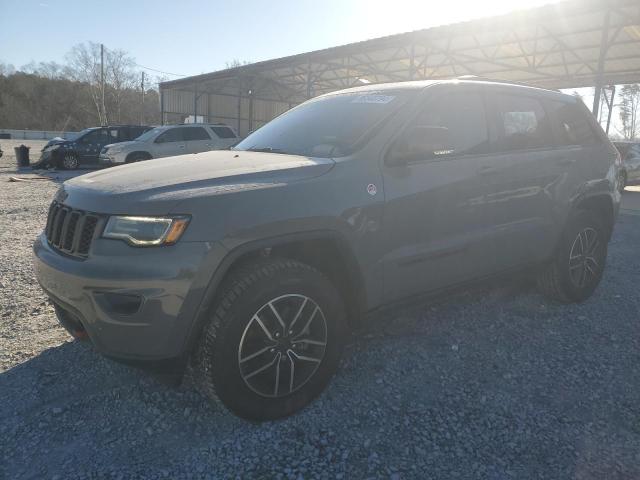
[{"left": 453, "top": 75, "right": 560, "bottom": 91}]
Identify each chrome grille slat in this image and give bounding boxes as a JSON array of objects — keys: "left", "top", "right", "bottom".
[
  {"left": 52, "top": 207, "right": 68, "bottom": 246},
  {"left": 62, "top": 211, "right": 80, "bottom": 251},
  {"left": 71, "top": 214, "right": 87, "bottom": 253},
  {"left": 45, "top": 201, "right": 101, "bottom": 258}
]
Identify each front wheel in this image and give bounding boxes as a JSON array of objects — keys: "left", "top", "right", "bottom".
[
  {"left": 60, "top": 152, "right": 79, "bottom": 170},
  {"left": 537, "top": 210, "right": 608, "bottom": 303},
  {"left": 194, "top": 258, "right": 346, "bottom": 420}
]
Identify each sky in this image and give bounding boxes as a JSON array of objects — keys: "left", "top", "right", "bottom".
[
  {"left": 0, "top": 0, "right": 619, "bottom": 134},
  {"left": 0, "top": 0, "right": 559, "bottom": 80}
]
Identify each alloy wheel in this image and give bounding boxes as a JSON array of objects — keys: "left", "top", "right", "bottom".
[
  {"left": 568, "top": 227, "right": 600, "bottom": 288},
  {"left": 63, "top": 153, "right": 78, "bottom": 169},
  {"left": 237, "top": 294, "right": 328, "bottom": 398}
]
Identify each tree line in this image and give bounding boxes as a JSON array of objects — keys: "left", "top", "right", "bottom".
[{"left": 0, "top": 42, "right": 164, "bottom": 132}]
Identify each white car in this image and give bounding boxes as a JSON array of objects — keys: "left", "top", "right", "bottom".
[{"left": 99, "top": 124, "right": 238, "bottom": 165}]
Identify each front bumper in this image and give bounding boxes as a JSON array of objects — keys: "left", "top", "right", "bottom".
[
  {"left": 33, "top": 233, "right": 217, "bottom": 361},
  {"left": 98, "top": 153, "right": 122, "bottom": 166}
]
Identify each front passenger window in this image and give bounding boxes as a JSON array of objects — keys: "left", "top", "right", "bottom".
[
  {"left": 155, "top": 128, "right": 183, "bottom": 143},
  {"left": 400, "top": 91, "right": 489, "bottom": 161}
]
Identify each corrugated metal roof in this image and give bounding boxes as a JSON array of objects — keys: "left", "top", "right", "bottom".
[
  {"left": 160, "top": 0, "right": 640, "bottom": 132},
  {"left": 162, "top": 0, "right": 640, "bottom": 100}
]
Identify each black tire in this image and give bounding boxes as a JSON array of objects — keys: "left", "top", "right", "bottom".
[
  {"left": 537, "top": 210, "right": 608, "bottom": 303},
  {"left": 194, "top": 257, "right": 346, "bottom": 420}
]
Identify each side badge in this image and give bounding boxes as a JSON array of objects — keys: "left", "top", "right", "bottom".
[{"left": 367, "top": 183, "right": 377, "bottom": 196}]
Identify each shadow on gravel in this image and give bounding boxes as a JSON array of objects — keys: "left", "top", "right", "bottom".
[{"left": 2, "top": 217, "right": 640, "bottom": 478}]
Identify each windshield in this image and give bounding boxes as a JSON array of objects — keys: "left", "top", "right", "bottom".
[
  {"left": 74, "top": 128, "right": 96, "bottom": 141},
  {"left": 135, "top": 126, "right": 167, "bottom": 142},
  {"left": 234, "top": 90, "right": 413, "bottom": 158}
]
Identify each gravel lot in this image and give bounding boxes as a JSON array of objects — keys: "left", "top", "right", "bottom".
[{"left": 2, "top": 140, "right": 640, "bottom": 479}]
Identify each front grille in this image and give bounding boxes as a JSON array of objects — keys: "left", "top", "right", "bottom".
[{"left": 45, "top": 201, "right": 100, "bottom": 258}]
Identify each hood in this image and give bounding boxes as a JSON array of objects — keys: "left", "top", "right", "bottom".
[
  {"left": 44, "top": 137, "right": 70, "bottom": 149},
  {"left": 103, "top": 140, "right": 141, "bottom": 151},
  {"left": 61, "top": 150, "right": 335, "bottom": 214}
]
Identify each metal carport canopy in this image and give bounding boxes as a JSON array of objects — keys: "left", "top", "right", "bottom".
[{"left": 160, "top": 0, "right": 640, "bottom": 133}]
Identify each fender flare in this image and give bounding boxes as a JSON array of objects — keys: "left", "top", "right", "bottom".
[{"left": 181, "top": 230, "right": 366, "bottom": 357}]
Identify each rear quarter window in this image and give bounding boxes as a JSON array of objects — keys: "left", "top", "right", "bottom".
[{"left": 547, "top": 100, "right": 600, "bottom": 147}]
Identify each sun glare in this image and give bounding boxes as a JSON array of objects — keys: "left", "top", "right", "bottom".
[{"left": 352, "top": 0, "right": 560, "bottom": 40}]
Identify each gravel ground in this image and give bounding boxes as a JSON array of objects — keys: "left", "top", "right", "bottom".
[{"left": 2, "top": 142, "right": 640, "bottom": 479}]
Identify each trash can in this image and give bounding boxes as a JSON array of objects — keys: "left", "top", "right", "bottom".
[{"left": 14, "top": 145, "right": 30, "bottom": 167}]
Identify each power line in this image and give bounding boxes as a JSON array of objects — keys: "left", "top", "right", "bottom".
[
  {"left": 133, "top": 63, "right": 187, "bottom": 78},
  {"left": 101, "top": 44, "right": 187, "bottom": 77}
]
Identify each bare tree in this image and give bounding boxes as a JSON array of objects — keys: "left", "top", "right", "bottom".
[
  {"left": 105, "top": 48, "right": 137, "bottom": 123},
  {"left": 618, "top": 84, "right": 640, "bottom": 140},
  {"left": 225, "top": 59, "right": 251, "bottom": 69},
  {"left": 65, "top": 42, "right": 107, "bottom": 124},
  {"left": 21, "top": 61, "right": 65, "bottom": 79},
  {"left": 0, "top": 62, "right": 16, "bottom": 76}
]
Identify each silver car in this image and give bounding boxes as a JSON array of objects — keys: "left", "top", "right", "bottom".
[
  {"left": 99, "top": 123, "right": 238, "bottom": 165},
  {"left": 614, "top": 141, "right": 640, "bottom": 189}
]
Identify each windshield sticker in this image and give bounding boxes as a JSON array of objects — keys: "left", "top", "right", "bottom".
[{"left": 351, "top": 94, "right": 395, "bottom": 104}]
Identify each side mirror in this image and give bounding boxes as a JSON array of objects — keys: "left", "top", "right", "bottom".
[{"left": 387, "top": 126, "right": 453, "bottom": 165}]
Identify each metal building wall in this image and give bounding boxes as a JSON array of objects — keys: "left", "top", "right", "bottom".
[{"left": 161, "top": 88, "right": 292, "bottom": 137}]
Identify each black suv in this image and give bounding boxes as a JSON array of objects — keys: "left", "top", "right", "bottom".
[
  {"left": 34, "top": 80, "right": 621, "bottom": 420},
  {"left": 35, "top": 125, "right": 152, "bottom": 169}
]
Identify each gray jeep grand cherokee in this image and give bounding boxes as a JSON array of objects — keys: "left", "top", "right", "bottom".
[{"left": 34, "top": 79, "right": 621, "bottom": 420}]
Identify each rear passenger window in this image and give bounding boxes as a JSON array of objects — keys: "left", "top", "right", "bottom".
[
  {"left": 184, "top": 127, "right": 211, "bottom": 141},
  {"left": 409, "top": 91, "right": 489, "bottom": 159},
  {"left": 492, "top": 94, "right": 553, "bottom": 152},
  {"left": 547, "top": 100, "right": 599, "bottom": 146},
  {"left": 211, "top": 126, "right": 237, "bottom": 139}
]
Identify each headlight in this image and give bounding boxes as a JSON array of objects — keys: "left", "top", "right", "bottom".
[
  {"left": 102, "top": 215, "right": 190, "bottom": 246},
  {"left": 103, "top": 145, "right": 123, "bottom": 154}
]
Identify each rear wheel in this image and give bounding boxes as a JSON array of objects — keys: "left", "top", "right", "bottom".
[
  {"left": 194, "top": 258, "right": 346, "bottom": 420},
  {"left": 537, "top": 210, "right": 608, "bottom": 303}
]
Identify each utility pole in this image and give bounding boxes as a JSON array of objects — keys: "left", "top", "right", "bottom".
[
  {"left": 100, "top": 43, "right": 105, "bottom": 125},
  {"left": 140, "top": 71, "right": 145, "bottom": 125}
]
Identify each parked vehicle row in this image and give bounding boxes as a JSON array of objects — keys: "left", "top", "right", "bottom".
[
  {"left": 99, "top": 124, "right": 238, "bottom": 165},
  {"left": 33, "top": 123, "right": 238, "bottom": 170},
  {"left": 34, "top": 79, "right": 621, "bottom": 420},
  {"left": 34, "top": 125, "right": 152, "bottom": 169}
]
